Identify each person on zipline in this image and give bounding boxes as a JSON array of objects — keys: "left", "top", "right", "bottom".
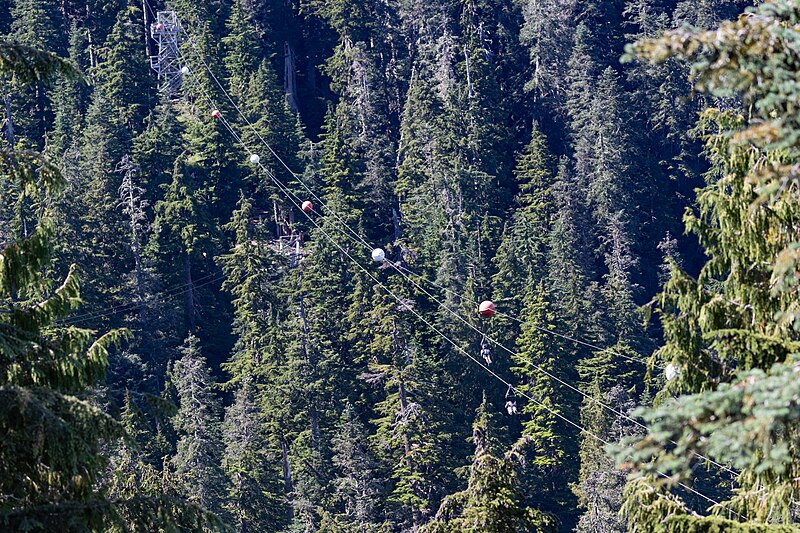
[
  {"left": 480, "top": 335, "right": 492, "bottom": 365},
  {"left": 505, "top": 385, "right": 517, "bottom": 415}
]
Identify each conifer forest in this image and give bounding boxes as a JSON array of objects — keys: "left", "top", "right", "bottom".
[{"left": 7, "top": 0, "right": 800, "bottom": 530}]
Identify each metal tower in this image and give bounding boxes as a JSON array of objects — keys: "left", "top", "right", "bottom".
[{"left": 150, "top": 11, "right": 184, "bottom": 96}]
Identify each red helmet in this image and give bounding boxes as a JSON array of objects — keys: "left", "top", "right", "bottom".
[{"left": 478, "top": 301, "right": 496, "bottom": 318}]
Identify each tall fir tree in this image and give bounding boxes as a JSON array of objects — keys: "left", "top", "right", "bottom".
[
  {"left": 218, "top": 194, "right": 291, "bottom": 530},
  {"left": 168, "top": 334, "right": 228, "bottom": 517},
  {"left": 420, "top": 399, "right": 558, "bottom": 532},
  {"left": 516, "top": 0, "right": 579, "bottom": 105},
  {"left": 492, "top": 123, "right": 556, "bottom": 322},
  {"left": 615, "top": 3, "right": 800, "bottom": 528},
  {"left": 328, "top": 402, "right": 384, "bottom": 530},
  {"left": 6, "top": 0, "right": 65, "bottom": 145},
  {"left": 0, "top": 43, "right": 222, "bottom": 532},
  {"left": 513, "top": 284, "right": 582, "bottom": 529},
  {"left": 223, "top": 381, "right": 287, "bottom": 532}
]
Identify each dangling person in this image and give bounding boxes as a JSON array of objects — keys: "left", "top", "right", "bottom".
[
  {"left": 480, "top": 336, "right": 492, "bottom": 365},
  {"left": 505, "top": 400, "right": 517, "bottom": 415},
  {"left": 504, "top": 384, "right": 517, "bottom": 414}
]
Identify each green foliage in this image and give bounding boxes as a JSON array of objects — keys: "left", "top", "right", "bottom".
[
  {"left": 5, "top": 0, "right": 69, "bottom": 145},
  {"left": 92, "top": 2, "right": 152, "bottom": 132},
  {"left": 615, "top": 358, "right": 800, "bottom": 522},
  {"left": 639, "top": 0, "right": 800, "bottom": 382},
  {"left": 218, "top": 195, "right": 285, "bottom": 381},
  {"left": 660, "top": 516, "right": 799, "bottom": 533},
  {"left": 621, "top": 477, "right": 799, "bottom": 533},
  {"left": 0, "top": 42, "right": 80, "bottom": 84},
  {"left": 0, "top": 68, "right": 124, "bottom": 528},
  {"left": 512, "top": 283, "right": 581, "bottom": 526},
  {"left": 517, "top": 0, "right": 578, "bottom": 99},
  {"left": 0, "top": 0, "right": 772, "bottom": 530},
  {"left": 168, "top": 334, "right": 227, "bottom": 516},
  {"left": 0, "top": 41, "right": 224, "bottom": 532},
  {"left": 218, "top": 195, "right": 289, "bottom": 530},
  {"left": 222, "top": 0, "right": 262, "bottom": 82},
  {"left": 223, "top": 381, "right": 287, "bottom": 531},
  {"left": 616, "top": 0, "right": 800, "bottom": 527},
  {"left": 420, "top": 400, "right": 558, "bottom": 533},
  {"left": 330, "top": 403, "right": 382, "bottom": 529},
  {"left": 492, "top": 124, "right": 555, "bottom": 308}
]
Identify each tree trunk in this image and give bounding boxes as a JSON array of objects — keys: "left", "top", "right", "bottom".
[
  {"left": 280, "top": 435, "right": 294, "bottom": 522},
  {"left": 142, "top": 0, "right": 154, "bottom": 58}
]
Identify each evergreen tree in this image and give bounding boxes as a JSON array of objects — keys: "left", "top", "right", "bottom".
[
  {"left": 132, "top": 99, "right": 185, "bottom": 206},
  {"left": 308, "top": 0, "right": 399, "bottom": 235},
  {"left": 395, "top": 2, "right": 514, "bottom": 436},
  {"left": 0, "top": 43, "right": 222, "bottom": 532},
  {"left": 614, "top": 1, "right": 800, "bottom": 528},
  {"left": 492, "top": 124, "right": 556, "bottom": 321},
  {"left": 223, "top": 381, "right": 286, "bottom": 532},
  {"left": 329, "top": 402, "right": 383, "bottom": 529},
  {"left": 513, "top": 284, "right": 581, "bottom": 529},
  {"left": 420, "top": 399, "right": 558, "bottom": 532},
  {"left": 92, "top": 1, "right": 152, "bottom": 134},
  {"left": 68, "top": 92, "right": 131, "bottom": 323},
  {"left": 6, "top": 0, "right": 65, "bottom": 145},
  {"left": 280, "top": 116, "right": 372, "bottom": 529},
  {"left": 218, "top": 194, "right": 290, "bottom": 531},
  {"left": 370, "top": 334, "right": 453, "bottom": 529},
  {"left": 237, "top": 61, "right": 304, "bottom": 208},
  {"left": 565, "top": 23, "right": 599, "bottom": 149},
  {"left": 105, "top": 391, "right": 183, "bottom": 513},
  {"left": 223, "top": 0, "right": 304, "bottom": 212},
  {"left": 47, "top": 22, "right": 87, "bottom": 159},
  {"left": 516, "top": 0, "right": 578, "bottom": 103},
  {"left": 56, "top": 1, "right": 155, "bottom": 335},
  {"left": 218, "top": 195, "right": 286, "bottom": 381},
  {"left": 672, "top": 0, "right": 742, "bottom": 28},
  {"left": 8, "top": 0, "right": 62, "bottom": 51},
  {"left": 585, "top": 68, "right": 634, "bottom": 232},
  {"left": 490, "top": 125, "right": 582, "bottom": 527},
  {"left": 169, "top": 334, "right": 228, "bottom": 516},
  {"left": 564, "top": 26, "right": 652, "bottom": 528},
  {"left": 222, "top": 0, "right": 263, "bottom": 91},
  {"left": 119, "top": 98, "right": 189, "bottom": 384},
  {"left": 546, "top": 159, "right": 594, "bottom": 331},
  {"left": 575, "top": 384, "right": 638, "bottom": 533},
  {"left": 147, "top": 153, "right": 223, "bottom": 334},
  {"left": 622, "top": 0, "right": 700, "bottom": 299}
]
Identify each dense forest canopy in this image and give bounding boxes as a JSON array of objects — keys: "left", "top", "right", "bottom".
[{"left": 1, "top": 0, "right": 800, "bottom": 531}]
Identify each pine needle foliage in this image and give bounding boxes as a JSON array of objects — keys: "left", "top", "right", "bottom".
[
  {"left": 0, "top": 43, "right": 225, "bottom": 532},
  {"left": 420, "top": 399, "right": 558, "bottom": 533},
  {"left": 613, "top": 0, "right": 800, "bottom": 528}
]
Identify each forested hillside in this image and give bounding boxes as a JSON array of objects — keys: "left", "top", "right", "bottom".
[{"left": 3, "top": 0, "right": 800, "bottom": 531}]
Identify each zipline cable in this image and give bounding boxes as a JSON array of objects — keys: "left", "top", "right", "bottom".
[
  {"left": 50, "top": 6, "right": 742, "bottom": 519},
  {"left": 184, "top": 74, "right": 744, "bottom": 520},
  {"left": 178, "top": 57, "right": 741, "bottom": 484},
  {"left": 177, "top": 40, "right": 661, "bottom": 373},
  {"left": 176, "top": 42, "right": 742, "bottom": 481},
  {"left": 61, "top": 271, "right": 227, "bottom": 326},
  {"left": 177, "top": 39, "right": 739, "bottom": 478}
]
